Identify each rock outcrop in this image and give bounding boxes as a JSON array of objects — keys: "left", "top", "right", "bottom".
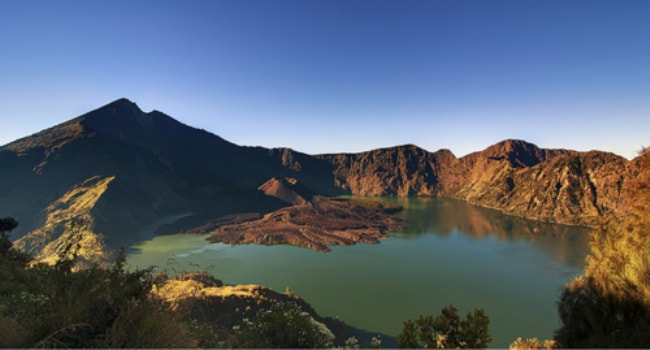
[{"left": 153, "top": 271, "right": 354, "bottom": 344}]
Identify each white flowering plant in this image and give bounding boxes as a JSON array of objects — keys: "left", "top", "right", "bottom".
[{"left": 231, "top": 301, "right": 335, "bottom": 348}]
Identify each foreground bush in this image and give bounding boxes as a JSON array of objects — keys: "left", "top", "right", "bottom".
[
  {"left": 1, "top": 258, "right": 202, "bottom": 347},
  {"left": 0, "top": 218, "right": 205, "bottom": 348},
  {"left": 397, "top": 304, "right": 491, "bottom": 348},
  {"left": 230, "top": 301, "right": 335, "bottom": 348},
  {"left": 0, "top": 216, "right": 345, "bottom": 348}
]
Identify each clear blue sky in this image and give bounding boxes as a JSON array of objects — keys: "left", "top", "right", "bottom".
[{"left": 1, "top": 0, "right": 649, "bottom": 159}]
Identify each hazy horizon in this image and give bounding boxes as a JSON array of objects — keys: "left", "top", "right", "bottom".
[{"left": 1, "top": 0, "right": 649, "bottom": 159}]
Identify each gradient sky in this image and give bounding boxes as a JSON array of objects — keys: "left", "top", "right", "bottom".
[{"left": 1, "top": 0, "right": 649, "bottom": 159}]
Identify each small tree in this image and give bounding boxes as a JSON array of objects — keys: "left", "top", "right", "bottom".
[
  {"left": 0, "top": 217, "right": 18, "bottom": 255},
  {"left": 397, "top": 305, "right": 492, "bottom": 348},
  {"left": 0, "top": 217, "right": 18, "bottom": 234},
  {"left": 0, "top": 217, "right": 29, "bottom": 264}
]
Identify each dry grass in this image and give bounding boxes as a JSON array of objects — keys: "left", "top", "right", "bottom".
[
  {"left": 509, "top": 337, "right": 557, "bottom": 349},
  {"left": 154, "top": 277, "right": 270, "bottom": 311},
  {"left": 44, "top": 176, "right": 115, "bottom": 226}
]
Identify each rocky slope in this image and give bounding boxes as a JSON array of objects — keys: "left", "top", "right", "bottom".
[
  {"left": 154, "top": 272, "right": 320, "bottom": 329},
  {"left": 12, "top": 175, "right": 115, "bottom": 267},
  {"left": 257, "top": 177, "right": 312, "bottom": 205},
  {"left": 318, "top": 139, "right": 631, "bottom": 226},
  {"left": 1, "top": 98, "right": 644, "bottom": 262},
  {"left": 0, "top": 99, "right": 341, "bottom": 262},
  {"left": 154, "top": 271, "right": 353, "bottom": 343},
  {"left": 553, "top": 149, "right": 650, "bottom": 348}
]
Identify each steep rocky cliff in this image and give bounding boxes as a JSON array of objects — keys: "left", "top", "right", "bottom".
[
  {"left": 319, "top": 145, "right": 454, "bottom": 196},
  {"left": 465, "top": 150, "right": 627, "bottom": 226},
  {"left": 319, "top": 139, "right": 632, "bottom": 226}
]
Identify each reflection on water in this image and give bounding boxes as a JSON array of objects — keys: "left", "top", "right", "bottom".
[
  {"left": 388, "top": 197, "right": 591, "bottom": 269},
  {"left": 127, "top": 197, "right": 590, "bottom": 347}
]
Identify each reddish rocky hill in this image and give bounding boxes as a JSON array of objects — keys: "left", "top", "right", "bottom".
[
  {"left": 257, "top": 177, "right": 312, "bottom": 205},
  {"left": 318, "top": 139, "right": 633, "bottom": 226}
]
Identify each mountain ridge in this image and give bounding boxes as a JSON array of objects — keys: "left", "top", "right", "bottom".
[{"left": 0, "top": 98, "right": 642, "bottom": 263}]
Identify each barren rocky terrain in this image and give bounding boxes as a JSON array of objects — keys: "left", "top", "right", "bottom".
[{"left": 204, "top": 195, "right": 401, "bottom": 252}]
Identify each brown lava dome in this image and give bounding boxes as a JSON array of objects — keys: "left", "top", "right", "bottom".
[{"left": 197, "top": 178, "right": 402, "bottom": 252}]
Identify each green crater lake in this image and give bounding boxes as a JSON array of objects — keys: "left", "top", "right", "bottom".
[{"left": 127, "top": 197, "right": 590, "bottom": 347}]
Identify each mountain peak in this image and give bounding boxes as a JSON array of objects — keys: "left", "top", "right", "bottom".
[
  {"left": 479, "top": 139, "right": 547, "bottom": 168},
  {"left": 489, "top": 139, "right": 537, "bottom": 152},
  {"left": 91, "top": 97, "right": 144, "bottom": 116},
  {"left": 110, "top": 97, "right": 137, "bottom": 106},
  {"left": 258, "top": 177, "right": 312, "bottom": 205}
]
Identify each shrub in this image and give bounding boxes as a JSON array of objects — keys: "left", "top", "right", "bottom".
[
  {"left": 555, "top": 275, "right": 650, "bottom": 347},
  {"left": 231, "top": 301, "right": 335, "bottom": 348},
  {"left": 397, "top": 304, "right": 491, "bottom": 348},
  {"left": 0, "top": 236, "right": 206, "bottom": 348}
]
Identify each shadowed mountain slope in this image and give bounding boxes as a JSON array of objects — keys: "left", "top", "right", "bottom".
[
  {"left": 0, "top": 99, "right": 341, "bottom": 263},
  {"left": 0, "top": 98, "right": 643, "bottom": 262}
]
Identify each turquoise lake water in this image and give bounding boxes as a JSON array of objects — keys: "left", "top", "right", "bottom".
[{"left": 127, "top": 197, "right": 590, "bottom": 347}]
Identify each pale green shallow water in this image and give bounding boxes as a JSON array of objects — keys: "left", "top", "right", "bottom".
[{"left": 127, "top": 197, "right": 590, "bottom": 347}]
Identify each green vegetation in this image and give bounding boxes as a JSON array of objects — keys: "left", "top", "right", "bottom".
[
  {"left": 229, "top": 301, "right": 335, "bottom": 348},
  {"left": 0, "top": 217, "right": 20, "bottom": 260},
  {"left": 0, "top": 218, "right": 206, "bottom": 348},
  {"left": 396, "top": 305, "right": 491, "bottom": 348}
]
